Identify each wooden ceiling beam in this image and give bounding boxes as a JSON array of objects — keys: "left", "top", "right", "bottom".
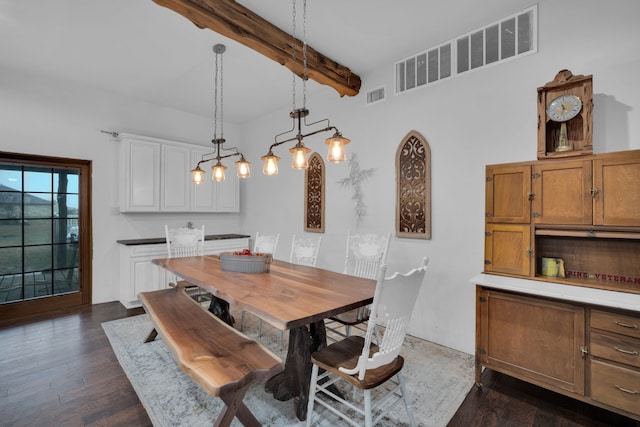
[{"left": 152, "top": 0, "right": 361, "bottom": 97}]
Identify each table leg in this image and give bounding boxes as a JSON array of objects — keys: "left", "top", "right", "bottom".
[
  {"left": 207, "top": 296, "right": 235, "bottom": 327},
  {"left": 264, "top": 320, "right": 328, "bottom": 421}
]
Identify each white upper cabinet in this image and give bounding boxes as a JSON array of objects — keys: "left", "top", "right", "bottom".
[
  {"left": 119, "top": 137, "right": 161, "bottom": 212},
  {"left": 190, "top": 148, "right": 240, "bottom": 212},
  {"left": 162, "top": 144, "right": 190, "bottom": 211},
  {"left": 118, "top": 134, "right": 240, "bottom": 213}
]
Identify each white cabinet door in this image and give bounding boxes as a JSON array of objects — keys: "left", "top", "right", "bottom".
[
  {"left": 118, "top": 237, "right": 249, "bottom": 308},
  {"left": 119, "top": 133, "right": 240, "bottom": 212},
  {"left": 190, "top": 148, "right": 240, "bottom": 212},
  {"left": 191, "top": 148, "right": 216, "bottom": 211},
  {"left": 215, "top": 171, "right": 239, "bottom": 212},
  {"left": 120, "top": 138, "right": 160, "bottom": 212},
  {"left": 162, "top": 144, "right": 190, "bottom": 211}
]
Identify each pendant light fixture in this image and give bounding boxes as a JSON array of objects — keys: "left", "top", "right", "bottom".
[
  {"left": 260, "top": 0, "right": 350, "bottom": 176},
  {"left": 191, "top": 44, "right": 251, "bottom": 184}
]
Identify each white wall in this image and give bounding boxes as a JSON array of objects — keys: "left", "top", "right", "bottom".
[
  {"left": 0, "top": 68, "right": 242, "bottom": 305},
  {"left": 238, "top": 0, "right": 640, "bottom": 354}
]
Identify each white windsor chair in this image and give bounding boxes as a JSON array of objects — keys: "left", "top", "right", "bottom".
[
  {"left": 164, "top": 225, "right": 207, "bottom": 301},
  {"left": 289, "top": 234, "right": 323, "bottom": 267},
  {"left": 306, "top": 257, "right": 429, "bottom": 427},
  {"left": 325, "top": 230, "right": 391, "bottom": 342},
  {"left": 258, "top": 233, "right": 325, "bottom": 350},
  {"left": 240, "top": 232, "right": 280, "bottom": 333}
]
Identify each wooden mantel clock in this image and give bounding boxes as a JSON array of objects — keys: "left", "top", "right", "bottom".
[{"left": 537, "top": 69, "right": 593, "bottom": 159}]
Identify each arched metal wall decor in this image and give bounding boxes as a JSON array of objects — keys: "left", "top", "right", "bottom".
[
  {"left": 304, "top": 152, "right": 325, "bottom": 233},
  {"left": 396, "top": 130, "right": 431, "bottom": 239}
]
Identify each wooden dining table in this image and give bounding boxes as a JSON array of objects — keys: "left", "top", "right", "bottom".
[{"left": 151, "top": 255, "right": 376, "bottom": 421}]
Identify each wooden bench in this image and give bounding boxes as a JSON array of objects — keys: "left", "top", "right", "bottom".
[{"left": 138, "top": 285, "right": 284, "bottom": 427}]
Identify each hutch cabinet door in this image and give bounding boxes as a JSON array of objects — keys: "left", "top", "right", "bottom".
[
  {"left": 486, "top": 164, "right": 531, "bottom": 223},
  {"left": 532, "top": 160, "right": 592, "bottom": 225},
  {"left": 484, "top": 224, "right": 532, "bottom": 276},
  {"left": 593, "top": 154, "right": 640, "bottom": 226},
  {"left": 477, "top": 289, "right": 586, "bottom": 395}
]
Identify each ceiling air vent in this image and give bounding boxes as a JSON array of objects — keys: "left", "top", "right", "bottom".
[{"left": 365, "top": 86, "right": 386, "bottom": 106}]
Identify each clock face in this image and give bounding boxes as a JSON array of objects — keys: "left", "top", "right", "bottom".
[{"left": 546, "top": 95, "right": 582, "bottom": 122}]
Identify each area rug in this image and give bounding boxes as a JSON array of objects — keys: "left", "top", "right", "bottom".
[{"left": 102, "top": 311, "right": 474, "bottom": 427}]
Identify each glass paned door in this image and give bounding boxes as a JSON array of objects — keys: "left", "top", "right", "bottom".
[{"left": 0, "top": 162, "right": 82, "bottom": 304}]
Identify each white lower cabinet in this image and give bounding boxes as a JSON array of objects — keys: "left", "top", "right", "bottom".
[{"left": 118, "top": 237, "right": 249, "bottom": 308}]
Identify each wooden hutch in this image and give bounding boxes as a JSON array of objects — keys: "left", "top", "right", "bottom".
[{"left": 473, "top": 70, "right": 640, "bottom": 421}]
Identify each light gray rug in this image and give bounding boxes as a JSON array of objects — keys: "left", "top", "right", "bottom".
[{"left": 102, "top": 310, "right": 474, "bottom": 427}]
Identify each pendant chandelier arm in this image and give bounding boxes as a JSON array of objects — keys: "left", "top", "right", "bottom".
[
  {"left": 261, "top": 0, "right": 350, "bottom": 175},
  {"left": 191, "top": 44, "right": 251, "bottom": 183}
]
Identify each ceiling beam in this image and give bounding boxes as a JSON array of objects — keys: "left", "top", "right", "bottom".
[{"left": 152, "top": 0, "right": 361, "bottom": 97}]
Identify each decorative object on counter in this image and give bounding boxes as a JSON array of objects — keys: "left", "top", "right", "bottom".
[
  {"left": 537, "top": 69, "right": 593, "bottom": 159},
  {"left": 396, "top": 130, "right": 432, "bottom": 239},
  {"left": 220, "top": 250, "right": 273, "bottom": 273},
  {"left": 304, "top": 152, "right": 325, "bottom": 233},
  {"left": 260, "top": 0, "right": 350, "bottom": 176},
  {"left": 541, "top": 256, "right": 565, "bottom": 278},
  {"left": 191, "top": 44, "right": 251, "bottom": 184},
  {"left": 338, "top": 153, "right": 374, "bottom": 225}
]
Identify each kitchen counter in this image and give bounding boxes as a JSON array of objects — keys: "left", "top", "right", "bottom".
[{"left": 116, "top": 233, "right": 250, "bottom": 246}]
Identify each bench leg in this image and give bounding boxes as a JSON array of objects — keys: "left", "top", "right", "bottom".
[
  {"left": 144, "top": 328, "right": 158, "bottom": 343},
  {"left": 215, "top": 383, "right": 260, "bottom": 427}
]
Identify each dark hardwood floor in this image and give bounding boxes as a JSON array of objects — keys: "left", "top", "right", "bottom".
[
  {"left": 1, "top": 301, "right": 638, "bottom": 426},
  {"left": 0, "top": 302, "right": 151, "bottom": 427},
  {"left": 448, "top": 369, "right": 640, "bottom": 427}
]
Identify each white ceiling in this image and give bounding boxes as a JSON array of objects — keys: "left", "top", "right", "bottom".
[{"left": 0, "top": 0, "right": 535, "bottom": 124}]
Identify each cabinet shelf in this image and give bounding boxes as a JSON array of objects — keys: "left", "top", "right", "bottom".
[
  {"left": 535, "top": 234, "right": 640, "bottom": 294},
  {"left": 535, "top": 226, "right": 640, "bottom": 240}
]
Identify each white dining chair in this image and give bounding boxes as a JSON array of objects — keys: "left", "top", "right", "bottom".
[
  {"left": 164, "top": 224, "right": 208, "bottom": 301},
  {"left": 289, "top": 234, "right": 323, "bottom": 267},
  {"left": 306, "top": 257, "right": 429, "bottom": 427},
  {"left": 325, "top": 230, "right": 391, "bottom": 342},
  {"left": 260, "top": 233, "right": 324, "bottom": 349},
  {"left": 241, "top": 232, "right": 280, "bottom": 334}
]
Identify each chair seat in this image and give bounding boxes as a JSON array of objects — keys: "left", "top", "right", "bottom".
[
  {"left": 330, "top": 309, "right": 368, "bottom": 326},
  {"left": 311, "top": 336, "right": 404, "bottom": 390}
]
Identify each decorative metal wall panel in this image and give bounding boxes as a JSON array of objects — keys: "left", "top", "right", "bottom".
[
  {"left": 396, "top": 131, "right": 431, "bottom": 239},
  {"left": 304, "top": 153, "right": 325, "bottom": 233}
]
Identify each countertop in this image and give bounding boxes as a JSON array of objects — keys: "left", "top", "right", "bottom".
[
  {"left": 116, "top": 233, "right": 250, "bottom": 246},
  {"left": 471, "top": 273, "right": 640, "bottom": 312}
]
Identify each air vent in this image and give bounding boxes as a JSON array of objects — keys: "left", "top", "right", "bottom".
[
  {"left": 366, "top": 86, "right": 386, "bottom": 105},
  {"left": 395, "top": 4, "right": 537, "bottom": 94}
]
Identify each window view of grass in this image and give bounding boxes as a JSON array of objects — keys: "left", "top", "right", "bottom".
[{"left": 0, "top": 164, "right": 80, "bottom": 303}]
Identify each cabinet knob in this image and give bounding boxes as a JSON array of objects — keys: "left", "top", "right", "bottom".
[{"left": 589, "top": 187, "right": 599, "bottom": 198}]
